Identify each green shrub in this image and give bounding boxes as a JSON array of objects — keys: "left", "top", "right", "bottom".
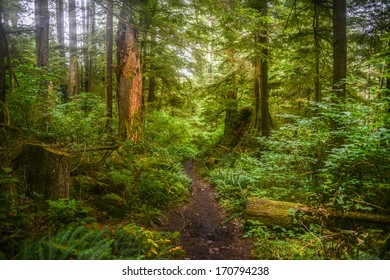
[{"left": 47, "top": 199, "right": 93, "bottom": 227}]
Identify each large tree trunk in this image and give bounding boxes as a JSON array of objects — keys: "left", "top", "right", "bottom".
[
  {"left": 20, "top": 144, "right": 70, "bottom": 205},
  {"left": 250, "top": 0, "right": 270, "bottom": 137},
  {"left": 105, "top": 0, "right": 113, "bottom": 129},
  {"left": 246, "top": 197, "right": 390, "bottom": 228},
  {"left": 116, "top": 2, "right": 144, "bottom": 142},
  {"left": 332, "top": 0, "right": 347, "bottom": 100},
  {"left": 69, "top": 0, "right": 79, "bottom": 96}
]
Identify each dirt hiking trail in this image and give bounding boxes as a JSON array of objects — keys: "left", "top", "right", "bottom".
[{"left": 160, "top": 161, "right": 253, "bottom": 260}]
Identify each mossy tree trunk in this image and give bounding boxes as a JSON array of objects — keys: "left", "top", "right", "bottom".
[
  {"left": 246, "top": 197, "right": 390, "bottom": 228},
  {"left": 22, "top": 144, "right": 70, "bottom": 205}
]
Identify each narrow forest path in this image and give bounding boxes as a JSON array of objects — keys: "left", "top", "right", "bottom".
[{"left": 160, "top": 161, "right": 253, "bottom": 260}]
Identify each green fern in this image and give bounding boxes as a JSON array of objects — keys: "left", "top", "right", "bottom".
[{"left": 19, "top": 224, "right": 183, "bottom": 260}]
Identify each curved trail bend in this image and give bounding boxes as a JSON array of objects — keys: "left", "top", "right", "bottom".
[{"left": 161, "top": 161, "right": 252, "bottom": 260}]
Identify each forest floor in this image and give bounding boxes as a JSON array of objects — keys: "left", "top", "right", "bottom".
[{"left": 160, "top": 161, "right": 253, "bottom": 260}]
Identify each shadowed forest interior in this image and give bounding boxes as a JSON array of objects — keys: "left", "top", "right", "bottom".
[{"left": 0, "top": 0, "right": 389, "bottom": 260}]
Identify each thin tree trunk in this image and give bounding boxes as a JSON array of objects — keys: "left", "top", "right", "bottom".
[
  {"left": 69, "top": 0, "right": 79, "bottom": 96},
  {"left": 313, "top": 0, "right": 321, "bottom": 102},
  {"left": 56, "top": 0, "right": 68, "bottom": 101},
  {"left": 147, "top": 33, "right": 157, "bottom": 108},
  {"left": 332, "top": 0, "right": 347, "bottom": 101},
  {"left": 105, "top": 0, "right": 113, "bottom": 129},
  {"left": 35, "top": 0, "right": 49, "bottom": 69},
  {"left": 81, "top": 0, "right": 94, "bottom": 92},
  {"left": 253, "top": 50, "right": 261, "bottom": 132},
  {"left": 116, "top": 2, "right": 144, "bottom": 142},
  {"left": 223, "top": 73, "right": 239, "bottom": 147},
  {"left": 87, "top": 0, "right": 95, "bottom": 92},
  {"left": 0, "top": 7, "right": 6, "bottom": 124}
]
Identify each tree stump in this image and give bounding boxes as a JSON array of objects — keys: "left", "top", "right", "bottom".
[{"left": 21, "top": 143, "right": 70, "bottom": 204}]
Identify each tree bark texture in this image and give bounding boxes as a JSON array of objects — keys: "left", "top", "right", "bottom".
[
  {"left": 105, "top": 0, "right": 113, "bottom": 128},
  {"left": 56, "top": 0, "right": 68, "bottom": 101},
  {"left": 223, "top": 70, "right": 239, "bottom": 147},
  {"left": 246, "top": 197, "right": 390, "bottom": 228},
  {"left": 313, "top": 0, "right": 321, "bottom": 102},
  {"left": 116, "top": 3, "right": 144, "bottom": 142},
  {"left": 0, "top": 8, "right": 6, "bottom": 124},
  {"left": 332, "top": 0, "right": 347, "bottom": 100},
  {"left": 69, "top": 0, "right": 79, "bottom": 96},
  {"left": 35, "top": 0, "right": 49, "bottom": 68},
  {"left": 81, "top": 0, "right": 95, "bottom": 92},
  {"left": 21, "top": 144, "right": 70, "bottom": 204},
  {"left": 250, "top": 0, "right": 270, "bottom": 137}
]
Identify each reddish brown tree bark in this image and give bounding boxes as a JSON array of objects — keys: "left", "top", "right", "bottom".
[{"left": 116, "top": 2, "right": 144, "bottom": 142}]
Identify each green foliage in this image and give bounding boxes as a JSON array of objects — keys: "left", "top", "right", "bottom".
[
  {"left": 0, "top": 167, "right": 19, "bottom": 187},
  {"left": 244, "top": 220, "right": 386, "bottom": 260},
  {"left": 209, "top": 99, "right": 390, "bottom": 211},
  {"left": 146, "top": 111, "right": 199, "bottom": 160},
  {"left": 47, "top": 199, "right": 93, "bottom": 227},
  {"left": 209, "top": 167, "right": 254, "bottom": 212},
  {"left": 51, "top": 92, "right": 108, "bottom": 146},
  {"left": 20, "top": 224, "right": 184, "bottom": 260}
]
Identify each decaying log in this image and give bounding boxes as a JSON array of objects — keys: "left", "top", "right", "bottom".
[
  {"left": 246, "top": 197, "right": 390, "bottom": 228},
  {"left": 19, "top": 143, "right": 70, "bottom": 204}
]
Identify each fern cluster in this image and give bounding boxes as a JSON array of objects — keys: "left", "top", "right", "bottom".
[{"left": 20, "top": 224, "right": 184, "bottom": 260}]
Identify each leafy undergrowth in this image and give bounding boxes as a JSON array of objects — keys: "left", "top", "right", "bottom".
[
  {"left": 205, "top": 101, "right": 390, "bottom": 260},
  {"left": 0, "top": 111, "right": 200, "bottom": 260},
  {"left": 21, "top": 224, "right": 184, "bottom": 260}
]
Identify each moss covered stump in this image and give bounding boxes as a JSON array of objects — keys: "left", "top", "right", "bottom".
[{"left": 21, "top": 143, "right": 70, "bottom": 204}]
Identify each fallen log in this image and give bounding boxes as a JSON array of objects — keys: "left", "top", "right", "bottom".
[{"left": 246, "top": 197, "right": 390, "bottom": 228}]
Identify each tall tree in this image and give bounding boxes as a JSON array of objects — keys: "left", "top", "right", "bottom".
[
  {"left": 35, "top": 0, "right": 49, "bottom": 69},
  {"left": 332, "top": 0, "right": 347, "bottom": 100},
  {"left": 81, "top": 0, "right": 95, "bottom": 92},
  {"left": 69, "top": 0, "right": 79, "bottom": 96},
  {"left": 250, "top": 0, "right": 270, "bottom": 137},
  {"left": 116, "top": 1, "right": 144, "bottom": 142},
  {"left": 56, "top": 0, "right": 68, "bottom": 101},
  {"left": 313, "top": 0, "right": 322, "bottom": 102},
  {"left": 0, "top": 6, "right": 6, "bottom": 123},
  {"left": 105, "top": 0, "right": 113, "bottom": 129}
]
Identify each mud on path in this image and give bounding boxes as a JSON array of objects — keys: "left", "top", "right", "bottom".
[{"left": 160, "top": 161, "right": 253, "bottom": 260}]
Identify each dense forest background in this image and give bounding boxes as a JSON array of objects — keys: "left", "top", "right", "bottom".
[{"left": 0, "top": 0, "right": 389, "bottom": 260}]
